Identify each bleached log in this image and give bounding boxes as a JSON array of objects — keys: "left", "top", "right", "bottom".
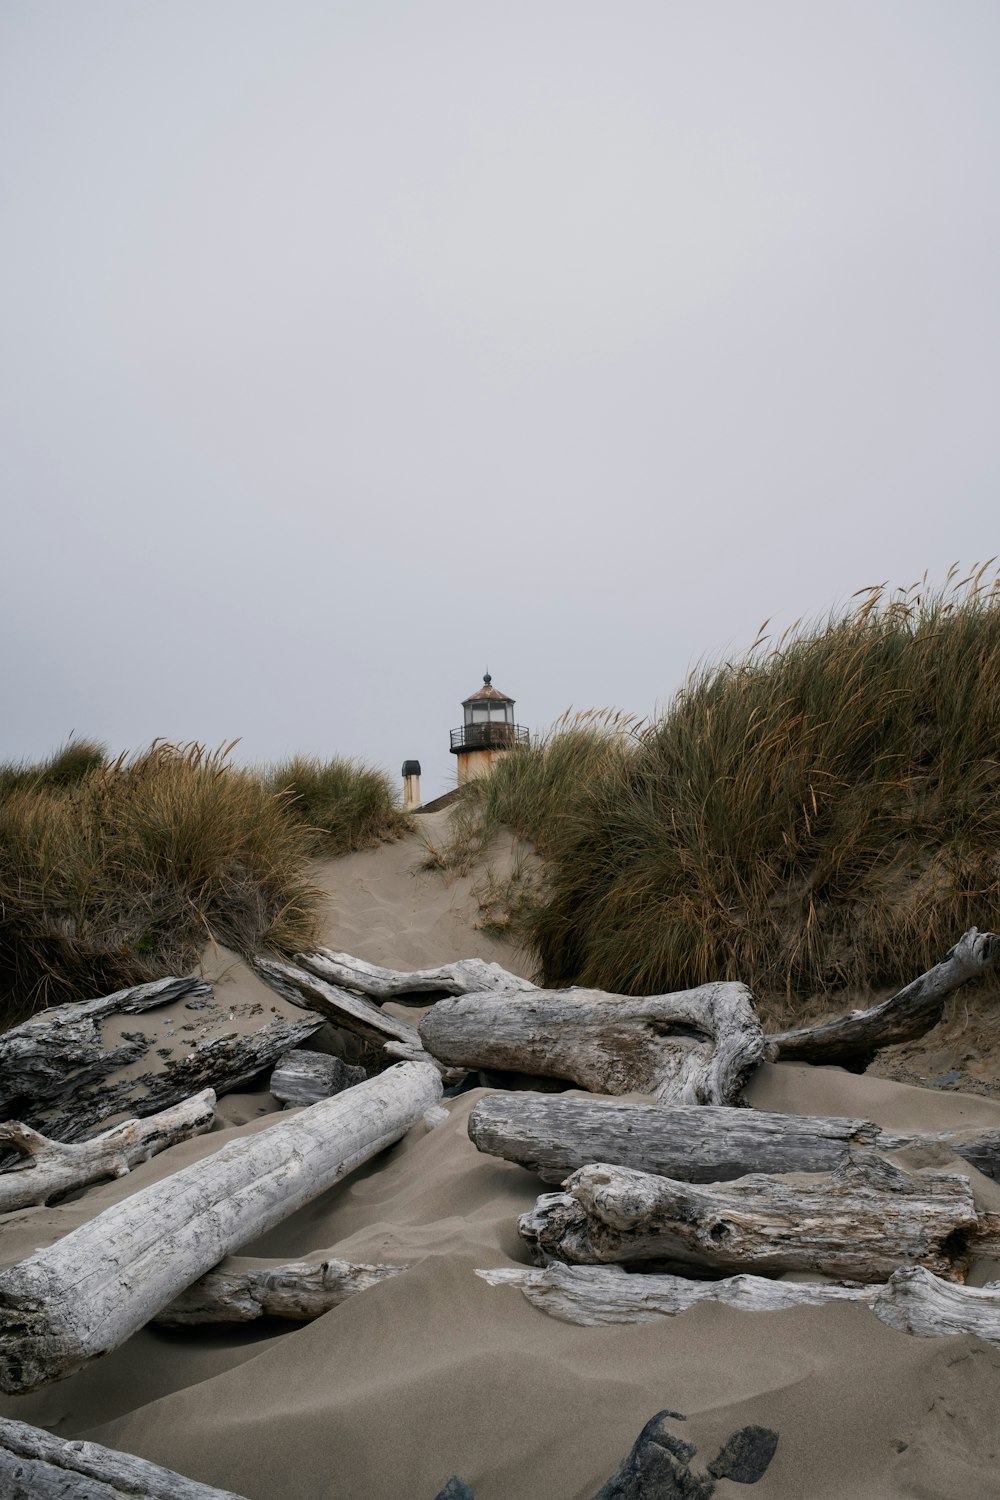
[
  {"left": 0, "top": 1415, "right": 247, "bottom": 1499},
  {"left": 0, "top": 1090, "right": 216, "bottom": 1213},
  {"left": 0, "top": 975, "right": 321, "bottom": 1144},
  {"left": 155, "top": 1254, "right": 406, "bottom": 1325},
  {"left": 269, "top": 1049, "right": 366, "bottom": 1107},
  {"left": 771, "top": 927, "right": 1000, "bottom": 1070},
  {"left": 294, "top": 949, "right": 536, "bottom": 1000},
  {"left": 420, "top": 982, "right": 766, "bottom": 1105},
  {"left": 475, "top": 1263, "right": 1000, "bottom": 1349},
  {"left": 0, "top": 1060, "right": 442, "bottom": 1393},
  {"left": 468, "top": 1095, "right": 881, "bottom": 1183},
  {"left": 519, "top": 1158, "right": 979, "bottom": 1281},
  {"left": 468, "top": 1093, "right": 1000, "bottom": 1185},
  {"left": 254, "top": 956, "right": 424, "bottom": 1050}
]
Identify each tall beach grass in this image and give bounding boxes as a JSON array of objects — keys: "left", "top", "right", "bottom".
[
  {"left": 446, "top": 568, "right": 1000, "bottom": 1013},
  {"left": 0, "top": 742, "right": 409, "bottom": 1025}
]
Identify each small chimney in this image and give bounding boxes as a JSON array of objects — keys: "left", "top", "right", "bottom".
[{"left": 401, "top": 759, "right": 421, "bottom": 811}]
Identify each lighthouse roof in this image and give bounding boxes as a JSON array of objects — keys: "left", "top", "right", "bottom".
[{"left": 462, "top": 672, "right": 514, "bottom": 705}]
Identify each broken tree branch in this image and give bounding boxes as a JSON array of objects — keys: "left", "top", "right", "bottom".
[
  {"left": 154, "top": 1254, "right": 406, "bottom": 1325},
  {"left": 475, "top": 1263, "right": 1000, "bottom": 1348},
  {"left": 0, "top": 1089, "right": 216, "bottom": 1213},
  {"left": 770, "top": 927, "right": 1000, "bottom": 1070},
  {"left": 293, "top": 949, "right": 537, "bottom": 1001}
]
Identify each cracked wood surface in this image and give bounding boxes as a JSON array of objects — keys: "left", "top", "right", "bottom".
[
  {"left": 419, "top": 981, "right": 767, "bottom": 1104},
  {"left": 155, "top": 1254, "right": 406, "bottom": 1325},
  {"left": 519, "top": 1157, "right": 980, "bottom": 1282}
]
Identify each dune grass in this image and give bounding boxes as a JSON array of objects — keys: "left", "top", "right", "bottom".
[
  {"left": 0, "top": 742, "right": 409, "bottom": 1025},
  {"left": 264, "top": 755, "right": 411, "bottom": 855},
  {"left": 445, "top": 569, "right": 1000, "bottom": 1013}
]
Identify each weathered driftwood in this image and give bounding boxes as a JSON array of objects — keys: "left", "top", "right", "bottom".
[
  {"left": 294, "top": 949, "right": 536, "bottom": 1001},
  {"left": 468, "top": 1093, "right": 1000, "bottom": 1186},
  {"left": 0, "top": 975, "right": 322, "bottom": 1144},
  {"left": 519, "top": 1158, "right": 980, "bottom": 1281},
  {"left": 0, "top": 976, "right": 208, "bottom": 1115},
  {"left": 475, "top": 1263, "right": 1000, "bottom": 1348},
  {"left": 420, "top": 982, "right": 767, "bottom": 1105},
  {"left": 155, "top": 1254, "right": 406, "bottom": 1325},
  {"left": 269, "top": 1049, "right": 366, "bottom": 1107},
  {"left": 0, "top": 1060, "right": 442, "bottom": 1393},
  {"left": 0, "top": 1089, "right": 216, "bottom": 1213},
  {"left": 771, "top": 927, "right": 1000, "bottom": 1070},
  {"left": 469, "top": 1095, "right": 880, "bottom": 1184},
  {"left": 254, "top": 956, "right": 424, "bottom": 1051},
  {"left": 0, "top": 1415, "right": 248, "bottom": 1499}
]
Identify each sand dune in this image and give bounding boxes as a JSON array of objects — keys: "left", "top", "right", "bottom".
[{"left": 3, "top": 820, "right": 1000, "bottom": 1498}]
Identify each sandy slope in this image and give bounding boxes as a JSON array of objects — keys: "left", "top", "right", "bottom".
[{"left": 3, "top": 820, "right": 1000, "bottom": 1498}]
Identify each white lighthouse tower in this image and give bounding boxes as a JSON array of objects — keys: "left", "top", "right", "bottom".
[{"left": 449, "top": 673, "right": 529, "bottom": 786}]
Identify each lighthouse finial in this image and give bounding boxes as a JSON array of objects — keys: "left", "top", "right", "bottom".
[{"left": 484, "top": 669, "right": 491, "bottom": 685}]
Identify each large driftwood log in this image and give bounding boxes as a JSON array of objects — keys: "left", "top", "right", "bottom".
[
  {"left": 468, "top": 1093, "right": 1000, "bottom": 1185},
  {"left": 0, "top": 1060, "right": 442, "bottom": 1393},
  {"left": 155, "top": 1254, "right": 406, "bottom": 1325},
  {"left": 419, "top": 982, "right": 767, "bottom": 1105},
  {"left": 519, "top": 1158, "right": 980, "bottom": 1281},
  {"left": 0, "top": 1415, "right": 248, "bottom": 1499},
  {"left": 469, "top": 1095, "right": 879, "bottom": 1183},
  {"left": 771, "top": 927, "right": 1000, "bottom": 1069},
  {"left": 0, "top": 1089, "right": 216, "bottom": 1213},
  {"left": 0, "top": 975, "right": 322, "bottom": 1143},
  {"left": 475, "top": 1263, "right": 1000, "bottom": 1348},
  {"left": 294, "top": 949, "right": 537, "bottom": 1000}
]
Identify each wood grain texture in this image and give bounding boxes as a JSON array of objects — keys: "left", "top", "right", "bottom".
[
  {"left": 0, "top": 1415, "right": 248, "bottom": 1499},
  {"left": 518, "top": 1158, "right": 979, "bottom": 1281},
  {"left": 294, "top": 949, "right": 537, "bottom": 1000},
  {"left": 420, "top": 982, "right": 767, "bottom": 1105},
  {"left": 155, "top": 1255, "right": 406, "bottom": 1325},
  {"left": 0, "top": 1089, "right": 216, "bottom": 1212},
  {"left": 476, "top": 1262, "right": 1000, "bottom": 1347}
]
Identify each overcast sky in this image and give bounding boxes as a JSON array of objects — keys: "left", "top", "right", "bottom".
[{"left": 3, "top": 2, "right": 998, "bottom": 797}]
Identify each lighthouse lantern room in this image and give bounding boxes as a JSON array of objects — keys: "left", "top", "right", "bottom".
[{"left": 449, "top": 674, "right": 529, "bottom": 785}]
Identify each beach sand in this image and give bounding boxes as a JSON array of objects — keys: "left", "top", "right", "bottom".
[{"left": 2, "top": 818, "right": 1000, "bottom": 1498}]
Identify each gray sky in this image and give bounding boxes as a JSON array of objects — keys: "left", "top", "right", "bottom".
[{"left": 3, "top": 2, "right": 998, "bottom": 797}]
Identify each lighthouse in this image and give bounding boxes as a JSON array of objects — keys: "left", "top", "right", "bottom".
[{"left": 449, "top": 673, "right": 529, "bottom": 786}]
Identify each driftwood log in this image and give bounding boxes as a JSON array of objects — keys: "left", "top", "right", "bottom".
[
  {"left": 419, "top": 982, "right": 766, "bottom": 1105},
  {"left": 155, "top": 1254, "right": 406, "bottom": 1325},
  {"left": 519, "top": 1158, "right": 982, "bottom": 1281},
  {"left": 0, "top": 1089, "right": 216, "bottom": 1213},
  {"left": 476, "top": 1262, "right": 1000, "bottom": 1347},
  {"left": 0, "top": 1060, "right": 442, "bottom": 1393},
  {"left": 468, "top": 1093, "right": 1000, "bottom": 1185},
  {"left": 269, "top": 1049, "right": 366, "bottom": 1107},
  {"left": 0, "top": 975, "right": 322, "bottom": 1143},
  {"left": 771, "top": 927, "right": 1000, "bottom": 1069},
  {"left": 294, "top": 949, "right": 536, "bottom": 1000},
  {"left": 0, "top": 1415, "right": 248, "bottom": 1499},
  {"left": 254, "top": 957, "right": 425, "bottom": 1053}
]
